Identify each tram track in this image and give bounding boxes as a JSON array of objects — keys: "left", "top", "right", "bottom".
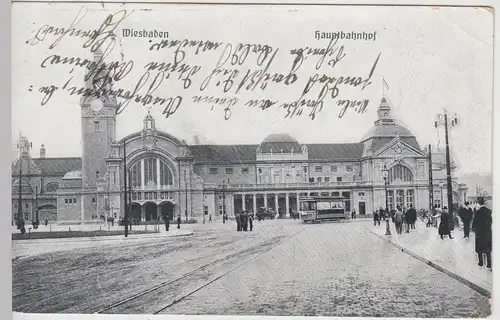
[
  {"left": 94, "top": 228, "right": 305, "bottom": 314},
  {"left": 12, "top": 231, "right": 247, "bottom": 312}
]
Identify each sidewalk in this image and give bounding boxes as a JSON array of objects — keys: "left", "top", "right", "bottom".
[{"left": 367, "top": 220, "right": 492, "bottom": 296}]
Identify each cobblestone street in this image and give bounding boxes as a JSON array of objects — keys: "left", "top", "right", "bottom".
[{"left": 13, "top": 220, "right": 491, "bottom": 317}]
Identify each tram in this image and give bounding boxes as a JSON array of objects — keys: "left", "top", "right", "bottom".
[{"left": 299, "top": 196, "right": 349, "bottom": 223}]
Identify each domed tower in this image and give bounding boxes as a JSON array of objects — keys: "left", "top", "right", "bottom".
[{"left": 360, "top": 98, "right": 420, "bottom": 157}]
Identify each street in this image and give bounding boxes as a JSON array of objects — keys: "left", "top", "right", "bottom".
[{"left": 12, "top": 219, "right": 490, "bottom": 317}]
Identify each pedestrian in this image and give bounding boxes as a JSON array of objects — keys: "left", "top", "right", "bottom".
[
  {"left": 209, "top": 214, "right": 212, "bottom": 222},
  {"left": 472, "top": 197, "right": 492, "bottom": 268},
  {"left": 44, "top": 218, "right": 48, "bottom": 227},
  {"left": 407, "top": 204, "right": 417, "bottom": 230},
  {"left": 20, "top": 219, "right": 26, "bottom": 235},
  {"left": 165, "top": 215, "right": 170, "bottom": 231},
  {"left": 459, "top": 202, "right": 473, "bottom": 238},
  {"left": 438, "top": 207, "right": 454, "bottom": 239},
  {"left": 242, "top": 211, "right": 248, "bottom": 231},
  {"left": 249, "top": 213, "right": 254, "bottom": 231},
  {"left": 403, "top": 209, "right": 410, "bottom": 233},
  {"left": 373, "top": 210, "right": 380, "bottom": 226},
  {"left": 177, "top": 215, "right": 181, "bottom": 229},
  {"left": 236, "top": 212, "right": 241, "bottom": 231},
  {"left": 223, "top": 213, "right": 226, "bottom": 224},
  {"left": 394, "top": 206, "right": 404, "bottom": 234}
]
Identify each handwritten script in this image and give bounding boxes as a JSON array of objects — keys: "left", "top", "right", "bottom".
[{"left": 28, "top": 7, "right": 381, "bottom": 120}]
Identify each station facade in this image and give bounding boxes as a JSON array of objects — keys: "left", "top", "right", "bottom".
[{"left": 12, "top": 52, "right": 468, "bottom": 224}]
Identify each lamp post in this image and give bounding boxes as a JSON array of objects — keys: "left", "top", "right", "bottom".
[
  {"left": 203, "top": 195, "right": 206, "bottom": 224},
  {"left": 184, "top": 169, "right": 188, "bottom": 222},
  {"left": 435, "top": 110, "right": 459, "bottom": 230},
  {"left": 96, "top": 170, "right": 100, "bottom": 221},
  {"left": 439, "top": 182, "right": 445, "bottom": 208},
  {"left": 222, "top": 179, "right": 226, "bottom": 223},
  {"left": 382, "top": 164, "right": 391, "bottom": 236}
]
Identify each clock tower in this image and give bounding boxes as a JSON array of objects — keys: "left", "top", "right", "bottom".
[{"left": 80, "top": 49, "right": 117, "bottom": 219}]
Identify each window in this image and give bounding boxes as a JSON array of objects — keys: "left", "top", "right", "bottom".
[
  {"left": 337, "top": 177, "right": 342, "bottom": 182},
  {"left": 388, "top": 190, "right": 394, "bottom": 209},
  {"left": 242, "top": 167, "right": 249, "bottom": 174},
  {"left": 45, "top": 182, "right": 59, "bottom": 193},
  {"left": 434, "top": 200, "right": 441, "bottom": 208},
  {"left": 346, "top": 165, "right": 353, "bottom": 172},
  {"left": 24, "top": 213, "right": 29, "bottom": 220},
  {"left": 209, "top": 168, "right": 218, "bottom": 175},
  {"left": 388, "top": 164, "right": 414, "bottom": 183},
  {"left": 406, "top": 190, "right": 414, "bottom": 208},
  {"left": 324, "top": 177, "right": 330, "bottom": 182},
  {"left": 332, "top": 192, "right": 340, "bottom": 197},
  {"left": 69, "top": 199, "right": 72, "bottom": 204},
  {"left": 146, "top": 120, "right": 152, "bottom": 129},
  {"left": 92, "top": 197, "right": 96, "bottom": 203},
  {"left": 358, "top": 192, "right": 365, "bottom": 196},
  {"left": 396, "top": 190, "right": 405, "bottom": 209},
  {"left": 225, "top": 168, "right": 233, "bottom": 174},
  {"left": 94, "top": 121, "right": 100, "bottom": 132},
  {"left": 73, "top": 198, "right": 76, "bottom": 203},
  {"left": 65, "top": 199, "right": 68, "bottom": 204},
  {"left": 309, "top": 177, "right": 315, "bottom": 183},
  {"left": 317, "top": 177, "right": 322, "bottom": 183},
  {"left": 219, "top": 205, "right": 223, "bottom": 215},
  {"left": 204, "top": 206, "right": 209, "bottom": 215},
  {"left": 331, "top": 165, "right": 338, "bottom": 172},
  {"left": 315, "top": 166, "right": 323, "bottom": 173}
]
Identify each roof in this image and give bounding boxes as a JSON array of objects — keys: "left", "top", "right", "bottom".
[
  {"left": 33, "top": 157, "right": 82, "bottom": 176},
  {"left": 369, "top": 137, "right": 421, "bottom": 154},
  {"left": 361, "top": 123, "right": 415, "bottom": 141},
  {"left": 262, "top": 133, "right": 299, "bottom": 143},
  {"left": 191, "top": 143, "right": 364, "bottom": 163}
]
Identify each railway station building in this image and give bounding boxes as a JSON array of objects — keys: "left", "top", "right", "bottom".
[{"left": 12, "top": 52, "right": 468, "bottom": 224}]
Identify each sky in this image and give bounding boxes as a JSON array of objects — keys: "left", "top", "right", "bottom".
[{"left": 11, "top": 3, "right": 494, "bottom": 176}]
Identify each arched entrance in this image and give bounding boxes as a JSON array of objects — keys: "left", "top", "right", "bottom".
[
  {"left": 130, "top": 203, "right": 141, "bottom": 222},
  {"left": 38, "top": 204, "right": 57, "bottom": 221},
  {"left": 159, "top": 201, "right": 175, "bottom": 221},
  {"left": 144, "top": 202, "right": 158, "bottom": 221}
]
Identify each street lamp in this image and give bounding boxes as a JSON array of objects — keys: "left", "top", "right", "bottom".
[
  {"left": 382, "top": 164, "right": 391, "bottom": 236},
  {"left": 435, "top": 110, "right": 459, "bottom": 230},
  {"left": 96, "top": 170, "right": 100, "bottom": 221}
]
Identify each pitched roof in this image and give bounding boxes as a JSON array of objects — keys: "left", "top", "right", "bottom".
[
  {"left": 33, "top": 157, "right": 82, "bottom": 176},
  {"left": 306, "top": 143, "right": 364, "bottom": 160},
  {"left": 191, "top": 143, "right": 364, "bottom": 163},
  {"left": 190, "top": 145, "right": 258, "bottom": 164}
]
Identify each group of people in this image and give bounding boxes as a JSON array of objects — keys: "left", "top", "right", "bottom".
[
  {"left": 372, "top": 204, "right": 418, "bottom": 234},
  {"left": 460, "top": 199, "right": 492, "bottom": 268},
  {"left": 235, "top": 211, "right": 254, "bottom": 232}
]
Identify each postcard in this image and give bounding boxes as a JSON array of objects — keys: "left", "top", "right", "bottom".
[{"left": 11, "top": 1, "right": 493, "bottom": 318}]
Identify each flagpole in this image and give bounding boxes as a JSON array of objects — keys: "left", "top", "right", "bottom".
[{"left": 382, "top": 77, "right": 385, "bottom": 98}]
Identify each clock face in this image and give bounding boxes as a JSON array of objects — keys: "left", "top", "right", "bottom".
[
  {"left": 394, "top": 146, "right": 403, "bottom": 154},
  {"left": 90, "top": 99, "right": 104, "bottom": 112}
]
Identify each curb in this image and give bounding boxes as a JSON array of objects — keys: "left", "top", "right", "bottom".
[
  {"left": 367, "top": 228, "right": 491, "bottom": 297},
  {"left": 12, "top": 231, "right": 194, "bottom": 244}
]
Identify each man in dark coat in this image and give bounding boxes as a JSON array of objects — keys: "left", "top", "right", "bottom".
[
  {"left": 407, "top": 204, "right": 417, "bottom": 230},
  {"left": 472, "top": 198, "right": 492, "bottom": 268},
  {"left": 177, "top": 215, "right": 181, "bottom": 229},
  {"left": 165, "top": 214, "right": 170, "bottom": 231},
  {"left": 248, "top": 214, "right": 254, "bottom": 231},
  {"left": 242, "top": 211, "right": 248, "bottom": 231},
  {"left": 373, "top": 210, "right": 380, "bottom": 226},
  {"left": 236, "top": 213, "right": 241, "bottom": 231},
  {"left": 459, "top": 202, "right": 473, "bottom": 238},
  {"left": 439, "top": 207, "right": 453, "bottom": 239}
]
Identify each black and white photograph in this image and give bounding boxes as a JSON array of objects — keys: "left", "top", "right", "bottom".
[{"left": 11, "top": 2, "right": 494, "bottom": 318}]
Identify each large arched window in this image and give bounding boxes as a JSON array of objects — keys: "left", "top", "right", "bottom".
[
  {"left": 129, "top": 157, "right": 174, "bottom": 188},
  {"left": 388, "top": 164, "right": 413, "bottom": 183},
  {"left": 45, "top": 182, "right": 59, "bottom": 193}
]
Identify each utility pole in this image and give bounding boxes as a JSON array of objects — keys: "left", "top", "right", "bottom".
[
  {"left": 123, "top": 141, "right": 128, "bottom": 237},
  {"left": 222, "top": 179, "right": 226, "bottom": 222},
  {"left": 428, "top": 144, "right": 434, "bottom": 215},
  {"left": 18, "top": 158, "right": 22, "bottom": 228},
  {"left": 184, "top": 169, "right": 188, "bottom": 222},
  {"left": 435, "top": 111, "right": 459, "bottom": 230}
]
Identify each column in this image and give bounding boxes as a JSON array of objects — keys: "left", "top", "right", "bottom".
[
  {"left": 286, "top": 193, "right": 290, "bottom": 217},
  {"left": 275, "top": 194, "right": 279, "bottom": 215},
  {"left": 264, "top": 193, "right": 268, "bottom": 208},
  {"left": 156, "top": 158, "right": 161, "bottom": 188},
  {"left": 296, "top": 192, "right": 300, "bottom": 211},
  {"left": 81, "top": 195, "right": 85, "bottom": 222},
  {"left": 141, "top": 158, "right": 145, "bottom": 189},
  {"left": 141, "top": 205, "right": 145, "bottom": 221},
  {"left": 242, "top": 194, "right": 246, "bottom": 211},
  {"left": 253, "top": 194, "right": 257, "bottom": 214}
]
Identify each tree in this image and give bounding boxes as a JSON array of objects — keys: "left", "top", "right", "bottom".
[{"left": 475, "top": 185, "right": 489, "bottom": 197}]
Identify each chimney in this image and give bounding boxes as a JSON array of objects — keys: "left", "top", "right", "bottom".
[{"left": 40, "top": 144, "right": 46, "bottom": 158}]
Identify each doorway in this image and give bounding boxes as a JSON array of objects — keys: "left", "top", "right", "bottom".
[{"left": 358, "top": 201, "right": 366, "bottom": 215}]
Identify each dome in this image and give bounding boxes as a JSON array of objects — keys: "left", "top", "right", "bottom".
[
  {"left": 63, "top": 170, "right": 82, "bottom": 179},
  {"left": 259, "top": 133, "right": 302, "bottom": 153},
  {"left": 361, "top": 123, "right": 415, "bottom": 141}
]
